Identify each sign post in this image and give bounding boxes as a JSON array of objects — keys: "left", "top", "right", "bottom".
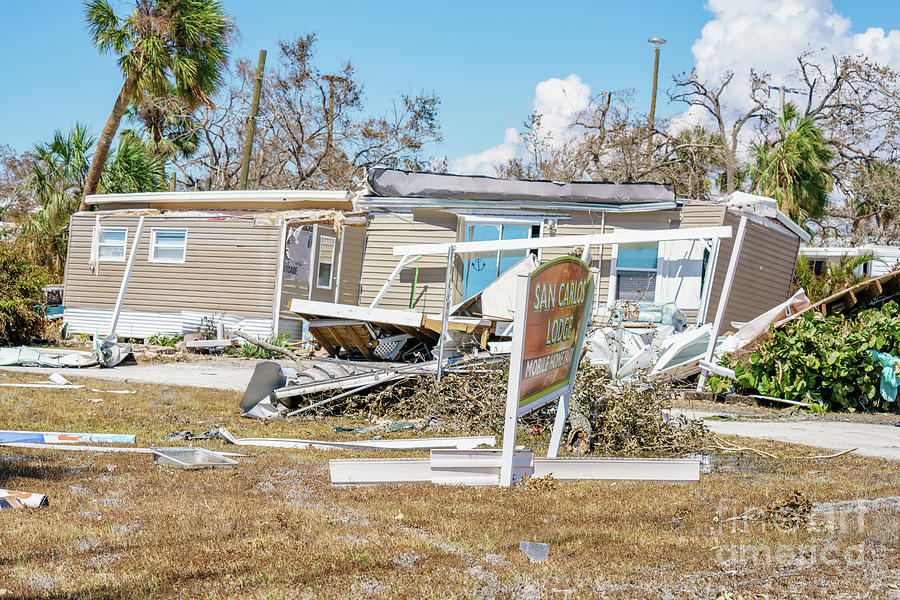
[{"left": 499, "top": 256, "right": 594, "bottom": 486}]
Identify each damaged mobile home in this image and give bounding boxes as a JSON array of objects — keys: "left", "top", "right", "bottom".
[
  {"left": 62, "top": 190, "right": 366, "bottom": 339},
  {"left": 62, "top": 171, "right": 808, "bottom": 364}
]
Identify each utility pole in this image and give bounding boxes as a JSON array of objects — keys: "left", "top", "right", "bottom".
[
  {"left": 646, "top": 37, "right": 666, "bottom": 161},
  {"left": 767, "top": 85, "right": 803, "bottom": 115},
  {"left": 238, "top": 49, "right": 266, "bottom": 190},
  {"left": 321, "top": 74, "right": 347, "bottom": 154}
]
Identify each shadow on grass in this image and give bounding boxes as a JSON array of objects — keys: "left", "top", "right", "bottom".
[{"left": 0, "top": 456, "right": 72, "bottom": 486}]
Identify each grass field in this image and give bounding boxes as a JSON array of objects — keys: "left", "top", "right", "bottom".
[{"left": 1, "top": 368, "right": 900, "bottom": 599}]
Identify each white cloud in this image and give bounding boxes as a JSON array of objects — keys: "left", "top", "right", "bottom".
[
  {"left": 532, "top": 74, "right": 592, "bottom": 144},
  {"left": 450, "top": 74, "right": 591, "bottom": 176},
  {"left": 680, "top": 0, "right": 900, "bottom": 123},
  {"left": 450, "top": 127, "right": 521, "bottom": 176}
]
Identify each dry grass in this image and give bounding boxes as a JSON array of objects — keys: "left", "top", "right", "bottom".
[{"left": 1, "top": 369, "right": 900, "bottom": 599}]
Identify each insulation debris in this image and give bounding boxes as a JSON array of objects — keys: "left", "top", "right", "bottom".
[{"left": 0, "top": 489, "right": 49, "bottom": 508}]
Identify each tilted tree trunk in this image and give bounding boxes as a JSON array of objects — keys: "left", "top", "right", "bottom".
[{"left": 80, "top": 78, "right": 136, "bottom": 211}]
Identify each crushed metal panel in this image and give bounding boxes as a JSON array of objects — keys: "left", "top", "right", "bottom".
[
  {"left": 151, "top": 446, "right": 238, "bottom": 469},
  {"left": 289, "top": 299, "right": 424, "bottom": 328}
]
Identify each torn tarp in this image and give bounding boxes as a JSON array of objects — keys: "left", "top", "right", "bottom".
[{"left": 0, "top": 340, "right": 133, "bottom": 369}]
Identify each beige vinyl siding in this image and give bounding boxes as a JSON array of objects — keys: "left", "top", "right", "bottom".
[
  {"left": 358, "top": 210, "right": 458, "bottom": 312},
  {"left": 64, "top": 213, "right": 279, "bottom": 319},
  {"left": 706, "top": 210, "right": 801, "bottom": 329},
  {"left": 338, "top": 225, "right": 366, "bottom": 305},
  {"left": 678, "top": 202, "right": 727, "bottom": 229}
]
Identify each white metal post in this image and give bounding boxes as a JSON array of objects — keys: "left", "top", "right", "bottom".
[
  {"left": 546, "top": 393, "right": 570, "bottom": 458},
  {"left": 107, "top": 215, "right": 144, "bottom": 338},
  {"left": 500, "top": 272, "right": 529, "bottom": 487},
  {"left": 697, "top": 216, "right": 747, "bottom": 392},
  {"left": 436, "top": 246, "right": 455, "bottom": 382},
  {"left": 370, "top": 253, "right": 417, "bottom": 308},
  {"left": 271, "top": 218, "right": 288, "bottom": 336},
  {"left": 697, "top": 237, "right": 722, "bottom": 325}
]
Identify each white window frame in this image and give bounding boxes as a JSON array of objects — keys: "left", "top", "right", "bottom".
[
  {"left": 459, "top": 216, "right": 544, "bottom": 299},
  {"left": 607, "top": 242, "right": 661, "bottom": 306},
  {"left": 148, "top": 228, "right": 188, "bottom": 264},
  {"left": 316, "top": 234, "right": 336, "bottom": 289},
  {"left": 97, "top": 227, "right": 128, "bottom": 262}
]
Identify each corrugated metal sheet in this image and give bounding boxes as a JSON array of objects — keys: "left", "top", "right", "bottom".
[{"left": 64, "top": 308, "right": 274, "bottom": 340}]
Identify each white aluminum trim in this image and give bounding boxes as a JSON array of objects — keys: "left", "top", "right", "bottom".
[
  {"left": 86, "top": 189, "right": 350, "bottom": 205},
  {"left": 532, "top": 456, "right": 700, "bottom": 481},
  {"left": 272, "top": 218, "right": 287, "bottom": 335},
  {"left": 289, "top": 299, "right": 424, "bottom": 328},
  {"left": 393, "top": 226, "right": 733, "bottom": 257},
  {"left": 330, "top": 458, "right": 431, "bottom": 485}
]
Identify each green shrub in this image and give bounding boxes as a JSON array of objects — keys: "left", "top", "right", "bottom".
[
  {"left": 0, "top": 242, "right": 51, "bottom": 345},
  {"left": 147, "top": 333, "right": 183, "bottom": 347},
  {"left": 228, "top": 334, "right": 291, "bottom": 359},
  {"left": 732, "top": 300, "right": 900, "bottom": 411}
]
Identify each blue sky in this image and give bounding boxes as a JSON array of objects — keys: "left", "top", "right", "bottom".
[{"left": 2, "top": 1, "right": 900, "bottom": 173}]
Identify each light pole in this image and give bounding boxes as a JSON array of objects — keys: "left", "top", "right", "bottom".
[{"left": 647, "top": 37, "right": 666, "bottom": 160}]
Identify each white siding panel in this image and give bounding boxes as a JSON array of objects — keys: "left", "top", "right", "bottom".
[{"left": 64, "top": 307, "right": 274, "bottom": 340}]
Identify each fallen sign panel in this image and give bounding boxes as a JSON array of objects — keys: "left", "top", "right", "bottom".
[
  {"left": 217, "top": 428, "right": 494, "bottom": 451},
  {"left": 532, "top": 456, "right": 700, "bottom": 481},
  {"left": 0, "top": 430, "right": 136, "bottom": 444},
  {"left": 329, "top": 451, "right": 701, "bottom": 486}
]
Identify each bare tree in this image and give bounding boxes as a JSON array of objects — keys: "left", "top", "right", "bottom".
[
  {"left": 174, "top": 34, "right": 442, "bottom": 191},
  {"left": 0, "top": 146, "right": 36, "bottom": 220},
  {"left": 670, "top": 70, "right": 768, "bottom": 195}
]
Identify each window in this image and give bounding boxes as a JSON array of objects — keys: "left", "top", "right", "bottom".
[
  {"left": 149, "top": 229, "right": 187, "bottom": 264},
  {"left": 462, "top": 222, "right": 540, "bottom": 299},
  {"left": 98, "top": 227, "right": 127, "bottom": 261},
  {"left": 316, "top": 235, "right": 335, "bottom": 288},
  {"left": 615, "top": 242, "right": 658, "bottom": 302}
]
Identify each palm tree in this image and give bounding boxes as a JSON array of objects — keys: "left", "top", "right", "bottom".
[
  {"left": 792, "top": 252, "right": 875, "bottom": 302},
  {"left": 23, "top": 124, "right": 165, "bottom": 274},
  {"left": 752, "top": 103, "right": 834, "bottom": 223},
  {"left": 80, "top": 0, "right": 231, "bottom": 209}
]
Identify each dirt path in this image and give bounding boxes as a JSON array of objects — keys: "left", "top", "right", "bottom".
[
  {"left": 674, "top": 407, "right": 900, "bottom": 460},
  {"left": 0, "top": 360, "right": 272, "bottom": 391}
]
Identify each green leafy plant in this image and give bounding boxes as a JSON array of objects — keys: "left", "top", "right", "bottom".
[
  {"left": 0, "top": 241, "right": 51, "bottom": 345},
  {"left": 792, "top": 252, "right": 875, "bottom": 302},
  {"left": 729, "top": 301, "right": 900, "bottom": 411},
  {"left": 228, "top": 334, "right": 291, "bottom": 359},
  {"left": 147, "top": 332, "right": 183, "bottom": 347}
]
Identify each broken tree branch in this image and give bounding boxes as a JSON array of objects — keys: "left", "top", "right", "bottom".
[{"left": 233, "top": 329, "right": 302, "bottom": 367}]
